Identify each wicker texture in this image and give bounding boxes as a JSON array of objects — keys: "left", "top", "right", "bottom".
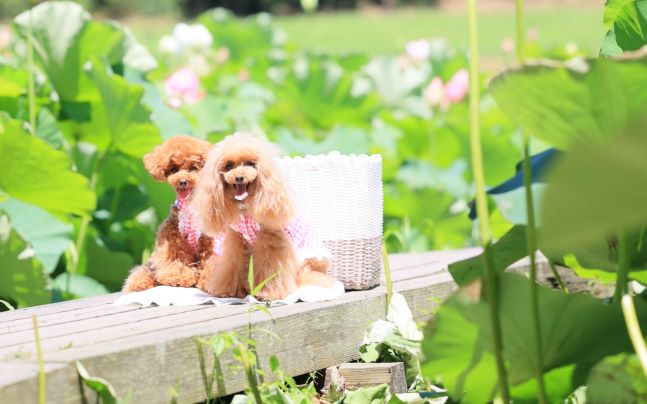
[{"left": 278, "top": 153, "right": 383, "bottom": 290}]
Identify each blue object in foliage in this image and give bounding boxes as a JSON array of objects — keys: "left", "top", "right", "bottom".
[{"left": 468, "top": 148, "right": 562, "bottom": 220}]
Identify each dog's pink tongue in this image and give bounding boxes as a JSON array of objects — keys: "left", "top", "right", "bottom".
[
  {"left": 234, "top": 183, "right": 248, "bottom": 201},
  {"left": 177, "top": 188, "right": 191, "bottom": 202}
]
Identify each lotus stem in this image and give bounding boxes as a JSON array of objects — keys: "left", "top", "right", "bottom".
[
  {"left": 621, "top": 295, "right": 647, "bottom": 378},
  {"left": 515, "top": 0, "right": 526, "bottom": 63},
  {"left": 614, "top": 233, "right": 630, "bottom": 302},
  {"left": 522, "top": 133, "right": 547, "bottom": 404},
  {"left": 548, "top": 259, "right": 568, "bottom": 293},
  {"left": 467, "top": 0, "right": 511, "bottom": 400},
  {"left": 27, "top": 8, "right": 36, "bottom": 134}
]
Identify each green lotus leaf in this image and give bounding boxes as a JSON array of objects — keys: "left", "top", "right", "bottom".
[
  {"left": 1, "top": 198, "right": 72, "bottom": 274},
  {"left": 86, "top": 58, "right": 162, "bottom": 158},
  {"left": 490, "top": 57, "right": 647, "bottom": 149},
  {"left": 601, "top": 0, "right": 647, "bottom": 57},
  {"left": 0, "top": 228, "right": 51, "bottom": 307},
  {"left": 541, "top": 131, "right": 647, "bottom": 254},
  {"left": 422, "top": 273, "right": 647, "bottom": 402},
  {"left": 0, "top": 113, "right": 95, "bottom": 216}
]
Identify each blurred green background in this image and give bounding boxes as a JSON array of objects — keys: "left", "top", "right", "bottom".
[
  {"left": 2, "top": 0, "right": 604, "bottom": 60},
  {"left": 0, "top": 0, "right": 605, "bottom": 308}
]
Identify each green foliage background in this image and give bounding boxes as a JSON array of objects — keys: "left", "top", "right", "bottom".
[
  {"left": 2, "top": 0, "right": 647, "bottom": 402},
  {"left": 0, "top": 0, "right": 552, "bottom": 307}
]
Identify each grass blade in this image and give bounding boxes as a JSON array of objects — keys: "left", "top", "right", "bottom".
[
  {"left": 196, "top": 339, "right": 214, "bottom": 401},
  {"left": 32, "top": 315, "right": 45, "bottom": 404},
  {"left": 248, "top": 255, "right": 255, "bottom": 293},
  {"left": 382, "top": 241, "right": 393, "bottom": 310},
  {"left": 0, "top": 300, "right": 15, "bottom": 310}
]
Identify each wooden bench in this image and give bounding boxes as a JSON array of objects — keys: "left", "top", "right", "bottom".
[{"left": 0, "top": 248, "right": 525, "bottom": 403}]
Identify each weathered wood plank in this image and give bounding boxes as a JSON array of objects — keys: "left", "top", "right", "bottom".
[
  {"left": 324, "top": 362, "right": 408, "bottom": 393},
  {"left": 0, "top": 305, "right": 255, "bottom": 360},
  {"left": 1, "top": 303, "right": 142, "bottom": 333},
  {"left": 0, "top": 293, "right": 119, "bottom": 322},
  {"left": 0, "top": 250, "right": 489, "bottom": 403},
  {"left": 6, "top": 280, "right": 450, "bottom": 403},
  {"left": 382, "top": 248, "right": 480, "bottom": 284}
]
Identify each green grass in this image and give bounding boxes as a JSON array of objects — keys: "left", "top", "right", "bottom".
[
  {"left": 275, "top": 7, "right": 604, "bottom": 58},
  {"left": 124, "top": 6, "right": 604, "bottom": 63}
]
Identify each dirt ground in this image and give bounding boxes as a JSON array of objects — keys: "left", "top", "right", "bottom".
[{"left": 537, "top": 264, "right": 615, "bottom": 298}]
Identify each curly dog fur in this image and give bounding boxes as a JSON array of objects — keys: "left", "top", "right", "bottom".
[
  {"left": 192, "top": 133, "right": 334, "bottom": 300},
  {"left": 122, "top": 135, "right": 215, "bottom": 292}
]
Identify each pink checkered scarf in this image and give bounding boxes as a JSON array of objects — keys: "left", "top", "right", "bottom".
[
  {"left": 213, "top": 213, "right": 331, "bottom": 261},
  {"left": 176, "top": 199, "right": 202, "bottom": 253}
]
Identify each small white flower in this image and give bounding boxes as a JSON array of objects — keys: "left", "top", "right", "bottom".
[
  {"left": 405, "top": 39, "right": 431, "bottom": 62},
  {"left": 190, "top": 24, "right": 213, "bottom": 48},
  {"left": 172, "top": 22, "right": 192, "bottom": 47},
  {"left": 169, "top": 23, "right": 213, "bottom": 53},
  {"left": 159, "top": 35, "right": 181, "bottom": 54},
  {"left": 565, "top": 56, "right": 589, "bottom": 74},
  {"left": 565, "top": 41, "right": 579, "bottom": 55}
]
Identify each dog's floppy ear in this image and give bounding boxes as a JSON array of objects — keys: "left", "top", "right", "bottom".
[
  {"left": 192, "top": 147, "right": 229, "bottom": 235},
  {"left": 252, "top": 152, "right": 293, "bottom": 229},
  {"left": 143, "top": 144, "right": 167, "bottom": 181}
]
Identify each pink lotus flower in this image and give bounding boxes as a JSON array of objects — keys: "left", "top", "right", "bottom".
[
  {"left": 527, "top": 27, "right": 539, "bottom": 41},
  {"left": 164, "top": 67, "right": 205, "bottom": 108},
  {"left": 238, "top": 68, "right": 250, "bottom": 82},
  {"left": 424, "top": 77, "right": 446, "bottom": 107},
  {"left": 500, "top": 38, "right": 515, "bottom": 54},
  {"left": 424, "top": 69, "right": 469, "bottom": 110},
  {"left": 216, "top": 47, "right": 230, "bottom": 64},
  {"left": 0, "top": 25, "right": 11, "bottom": 50},
  {"left": 444, "top": 69, "right": 469, "bottom": 103}
]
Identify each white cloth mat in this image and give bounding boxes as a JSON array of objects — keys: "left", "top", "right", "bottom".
[{"left": 113, "top": 281, "right": 346, "bottom": 307}]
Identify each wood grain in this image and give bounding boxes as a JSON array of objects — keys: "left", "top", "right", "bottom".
[
  {"left": 0, "top": 249, "right": 509, "bottom": 403},
  {"left": 324, "top": 362, "right": 408, "bottom": 393}
]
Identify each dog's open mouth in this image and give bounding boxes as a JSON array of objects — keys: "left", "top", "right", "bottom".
[
  {"left": 234, "top": 183, "right": 248, "bottom": 201},
  {"left": 176, "top": 188, "right": 192, "bottom": 201}
]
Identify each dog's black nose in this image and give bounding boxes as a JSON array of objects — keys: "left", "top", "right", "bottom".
[
  {"left": 179, "top": 179, "right": 188, "bottom": 189},
  {"left": 235, "top": 176, "right": 244, "bottom": 183}
]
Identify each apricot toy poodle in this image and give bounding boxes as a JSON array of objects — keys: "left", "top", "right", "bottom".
[
  {"left": 192, "top": 133, "right": 335, "bottom": 300},
  {"left": 122, "top": 135, "right": 215, "bottom": 292}
]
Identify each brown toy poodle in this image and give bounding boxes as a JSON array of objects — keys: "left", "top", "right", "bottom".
[
  {"left": 122, "top": 135, "right": 215, "bottom": 292},
  {"left": 192, "top": 133, "right": 335, "bottom": 300}
]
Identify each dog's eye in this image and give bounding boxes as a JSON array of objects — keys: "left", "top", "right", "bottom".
[
  {"left": 223, "top": 162, "right": 234, "bottom": 171},
  {"left": 189, "top": 165, "right": 199, "bottom": 172},
  {"left": 168, "top": 166, "right": 179, "bottom": 174},
  {"left": 245, "top": 161, "right": 256, "bottom": 168}
]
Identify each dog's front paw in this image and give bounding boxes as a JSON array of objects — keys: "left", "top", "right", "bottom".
[
  {"left": 155, "top": 263, "right": 198, "bottom": 288},
  {"left": 206, "top": 283, "right": 247, "bottom": 299},
  {"left": 123, "top": 265, "right": 156, "bottom": 292}
]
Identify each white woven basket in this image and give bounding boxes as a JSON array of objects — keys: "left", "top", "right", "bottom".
[{"left": 278, "top": 152, "right": 383, "bottom": 290}]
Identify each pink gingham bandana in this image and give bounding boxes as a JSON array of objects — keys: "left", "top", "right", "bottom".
[
  {"left": 176, "top": 199, "right": 202, "bottom": 253},
  {"left": 212, "top": 213, "right": 331, "bottom": 261}
]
